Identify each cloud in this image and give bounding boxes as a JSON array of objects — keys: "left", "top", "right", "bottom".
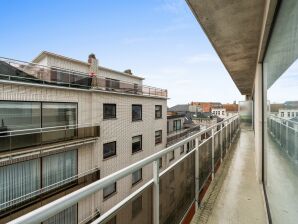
[
  {"left": 155, "top": 0, "right": 185, "bottom": 14},
  {"left": 184, "top": 54, "right": 221, "bottom": 64}
]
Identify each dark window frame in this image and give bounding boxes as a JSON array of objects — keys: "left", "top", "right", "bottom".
[
  {"left": 155, "top": 105, "right": 162, "bottom": 119},
  {"left": 132, "top": 168, "right": 142, "bottom": 186},
  {"left": 103, "top": 104, "right": 116, "bottom": 119},
  {"left": 155, "top": 130, "right": 162, "bottom": 145},
  {"left": 103, "top": 182, "right": 117, "bottom": 199},
  {"left": 132, "top": 135, "right": 142, "bottom": 154},
  {"left": 103, "top": 141, "right": 117, "bottom": 159},
  {"left": 169, "top": 150, "right": 175, "bottom": 161},
  {"left": 132, "top": 104, "right": 142, "bottom": 121}
]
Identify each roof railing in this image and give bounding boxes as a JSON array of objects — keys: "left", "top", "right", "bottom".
[{"left": 0, "top": 57, "right": 167, "bottom": 98}]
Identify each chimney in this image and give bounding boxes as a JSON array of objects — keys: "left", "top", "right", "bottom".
[{"left": 124, "top": 69, "right": 133, "bottom": 75}]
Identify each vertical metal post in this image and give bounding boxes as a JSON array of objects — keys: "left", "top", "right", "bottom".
[
  {"left": 229, "top": 120, "right": 232, "bottom": 145},
  {"left": 195, "top": 137, "right": 200, "bottom": 210},
  {"left": 211, "top": 128, "right": 215, "bottom": 180},
  {"left": 153, "top": 160, "right": 160, "bottom": 224},
  {"left": 220, "top": 124, "right": 223, "bottom": 163},
  {"left": 286, "top": 121, "right": 289, "bottom": 153}
]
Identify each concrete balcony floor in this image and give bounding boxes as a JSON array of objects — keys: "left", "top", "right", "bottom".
[{"left": 192, "top": 125, "right": 267, "bottom": 224}]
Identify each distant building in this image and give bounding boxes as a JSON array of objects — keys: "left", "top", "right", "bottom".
[
  {"left": 211, "top": 108, "right": 226, "bottom": 118},
  {"left": 191, "top": 102, "right": 222, "bottom": 112}
]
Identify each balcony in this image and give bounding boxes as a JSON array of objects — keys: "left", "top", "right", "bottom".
[
  {"left": 167, "top": 125, "right": 201, "bottom": 146},
  {"left": 0, "top": 123, "right": 100, "bottom": 155},
  {"left": 0, "top": 57, "right": 167, "bottom": 98},
  {"left": 7, "top": 115, "right": 262, "bottom": 224}
]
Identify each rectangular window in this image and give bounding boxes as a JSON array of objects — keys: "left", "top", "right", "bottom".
[
  {"left": 132, "top": 196, "right": 142, "bottom": 218},
  {"left": 132, "top": 135, "right": 142, "bottom": 153},
  {"left": 105, "top": 78, "right": 120, "bottom": 90},
  {"left": 132, "top": 104, "right": 142, "bottom": 121},
  {"left": 180, "top": 145, "right": 184, "bottom": 154},
  {"left": 155, "top": 105, "right": 162, "bottom": 119},
  {"left": 281, "top": 112, "right": 284, "bottom": 117},
  {"left": 292, "top": 112, "right": 295, "bottom": 117},
  {"left": 173, "top": 119, "right": 181, "bottom": 131},
  {"left": 0, "top": 101, "right": 41, "bottom": 131},
  {"left": 103, "top": 104, "right": 116, "bottom": 119},
  {"left": 0, "top": 101, "right": 41, "bottom": 150},
  {"left": 132, "top": 169, "right": 142, "bottom": 185},
  {"left": 42, "top": 103, "right": 77, "bottom": 127},
  {"left": 0, "top": 159, "right": 40, "bottom": 210},
  {"left": 103, "top": 141, "right": 116, "bottom": 159},
  {"left": 103, "top": 182, "right": 116, "bottom": 199},
  {"left": 42, "top": 150, "right": 77, "bottom": 188},
  {"left": 169, "top": 150, "right": 175, "bottom": 161},
  {"left": 155, "top": 130, "right": 162, "bottom": 145},
  {"left": 288, "top": 112, "right": 291, "bottom": 117}
]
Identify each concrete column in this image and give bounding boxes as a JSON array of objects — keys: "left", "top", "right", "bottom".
[{"left": 254, "top": 63, "right": 263, "bottom": 183}]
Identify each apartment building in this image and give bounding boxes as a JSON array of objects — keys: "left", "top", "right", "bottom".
[
  {"left": 211, "top": 108, "right": 226, "bottom": 118},
  {"left": 190, "top": 102, "right": 222, "bottom": 113},
  {"left": 0, "top": 51, "right": 168, "bottom": 223}
]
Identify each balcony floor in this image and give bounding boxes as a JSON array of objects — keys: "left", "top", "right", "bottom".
[{"left": 192, "top": 125, "right": 267, "bottom": 224}]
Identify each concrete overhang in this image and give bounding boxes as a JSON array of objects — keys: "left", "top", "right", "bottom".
[{"left": 186, "top": 0, "right": 268, "bottom": 96}]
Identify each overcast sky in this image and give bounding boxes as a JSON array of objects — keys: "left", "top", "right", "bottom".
[{"left": 0, "top": 0, "right": 244, "bottom": 106}]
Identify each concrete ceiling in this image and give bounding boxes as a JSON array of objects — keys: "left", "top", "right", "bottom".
[{"left": 187, "top": 0, "right": 266, "bottom": 95}]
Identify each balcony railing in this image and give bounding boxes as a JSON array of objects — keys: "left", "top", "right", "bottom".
[
  {"left": 8, "top": 115, "right": 240, "bottom": 224},
  {"left": 0, "top": 123, "right": 100, "bottom": 153},
  {"left": 268, "top": 115, "right": 298, "bottom": 160},
  {"left": 167, "top": 125, "right": 201, "bottom": 146},
  {"left": 0, "top": 167, "right": 100, "bottom": 216},
  {"left": 0, "top": 57, "right": 167, "bottom": 98}
]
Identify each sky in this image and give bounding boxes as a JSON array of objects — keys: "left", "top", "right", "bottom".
[{"left": 0, "top": 0, "right": 243, "bottom": 106}]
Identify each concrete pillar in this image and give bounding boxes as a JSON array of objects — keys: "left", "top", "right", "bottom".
[{"left": 254, "top": 63, "right": 263, "bottom": 184}]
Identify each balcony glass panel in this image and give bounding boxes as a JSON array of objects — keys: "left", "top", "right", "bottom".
[
  {"left": 101, "top": 185, "right": 153, "bottom": 224},
  {"left": 159, "top": 151, "right": 195, "bottom": 224},
  {"left": 214, "top": 130, "right": 221, "bottom": 166},
  {"left": 199, "top": 137, "right": 212, "bottom": 191}
]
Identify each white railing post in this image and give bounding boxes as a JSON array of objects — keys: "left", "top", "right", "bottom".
[
  {"left": 286, "top": 121, "right": 289, "bottom": 153},
  {"left": 211, "top": 128, "right": 215, "bottom": 180},
  {"left": 195, "top": 136, "right": 200, "bottom": 210},
  {"left": 153, "top": 160, "right": 160, "bottom": 224},
  {"left": 229, "top": 120, "right": 232, "bottom": 146}
]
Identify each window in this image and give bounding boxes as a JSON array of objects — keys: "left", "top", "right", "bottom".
[
  {"left": 103, "top": 104, "right": 116, "bottom": 119},
  {"left": 0, "top": 159, "right": 40, "bottom": 209},
  {"left": 132, "top": 196, "right": 142, "bottom": 218},
  {"left": 105, "top": 78, "right": 120, "bottom": 90},
  {"left": 155, "top": 105, "right": 162, "bottom": 119},
  {"left": 103, "top": 182, "right": 116, "bottom": 199},
  {"left": 42, "top": 103, "right": 77, "bottom": 127},
  {"left": 292, "top": 112, "right": 295, "bottom": 117},
  {"left": 222, "top": 111, "right": 224, "bottom": 115},
  {"left": 288, "top": 112, "right": 291, "bottom": 117},
  {"left": 159, "top": 157, "right": 162, "bottom": 169},
  {"left": 155, "top": 130, "right": 162, "bottom": 145},
  {"left": 169, "top": 150, "right": 174, "bottom": 161},
  {"left": 0, "top": 101, "right": 41, "bottom": 131},
  {"left": 132, "top": 105, "right": 142, "bottom": 121},
  {"left": 132, "top": 135, "right": 142, "bottom": 153},
  {"left": 281, "top": 112, "right": 284, "bottom": 117},
  {"left": 173, "top": 120, "right": 181, "bottom": 131},
  {"left": 296, "top": 112, "right": 298, "bottom": 117},
  {"left": 180, "top": 145, "right": 184, "bottom": 154},
  {"left": 42, "top": 150, "right": 77, "bottom": 188},
  {"left": 103, "top": 141, "right": 116, "bottom": 159},
  {"left": 132, "top": 169, "right": 142, "bottom": 185}
]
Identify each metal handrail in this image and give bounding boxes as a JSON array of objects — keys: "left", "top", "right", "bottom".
[
  {"left": 8, "top": 115, "right": 239, "bottom": 224},
  {"left": 0, "top": 57, "right": 167, "bottom": 94},
  {"left": 0, "top": 122, "right": 100, "bottom": 136}
]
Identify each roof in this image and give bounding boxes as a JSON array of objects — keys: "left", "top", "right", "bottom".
[
  {"left": 223, "top": 103, "right": 239, "bottom": 112},
  {"left": 168, "top": 104, "right": 190, "bottom": 112},
  {"left": 32, "top": 51, "right": 144, "bottom": 80},
  {"left": 167, "top": 114, "right": 185, "bottom": 119}
]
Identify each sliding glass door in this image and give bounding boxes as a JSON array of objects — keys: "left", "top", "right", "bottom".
[{"left": 263, "top": 0, "right": 298, "bottom": 223}]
